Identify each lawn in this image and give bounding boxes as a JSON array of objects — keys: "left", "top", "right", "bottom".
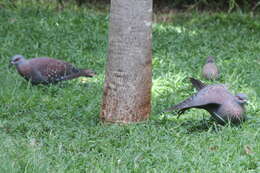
[{"left": 0, "top": 1, "right": 259, "bottom": 172}]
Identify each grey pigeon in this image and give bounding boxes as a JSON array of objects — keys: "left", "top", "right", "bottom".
[
  {"left": 164, "top": 78, "right": 247, "bottom": 125},
  {"left": 202, "top": 56, "right": 219, "bottom": 80},
  {"left": 11, "top": 55, "right": 95, "bottom": 85}
]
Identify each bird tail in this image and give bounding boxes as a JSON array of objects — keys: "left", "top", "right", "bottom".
[
  {"left": 189, "top": 77, "right": 206, "bottom": 91},
  {"left": 163, "top": 96, "right": 195, "bottom": 112},
  {"left": 161, "top": 78, "right": 206, "bottom": 116},
  {"left": 80, "top": 69, "right": 96, "bottom": 77},
  {"left": 56, "top": 69, "right": 95, "bottom": 82},
  {"left": 161, "top": 94, "right": 199, "bottom": 119}
]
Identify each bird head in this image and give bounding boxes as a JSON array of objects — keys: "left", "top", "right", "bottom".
[
  {"left": 10, "top": 55, "right": 26, "bottom": 66},
  {"left": 206, "top": 56, "right": 215, "bottom": 63},
  {"left": 235, "top": 93, "right": 248, "bottom": 105}
]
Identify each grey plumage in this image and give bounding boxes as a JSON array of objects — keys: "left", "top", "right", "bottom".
[
  {"left": 164, "top": 78, "right": 247, "bottom": 125},
  {"left": 11, "top": 55, "right": 95, "bottom": 85},
  {"left": 202, "top": 56, "right": 219, "bottom": 80}
]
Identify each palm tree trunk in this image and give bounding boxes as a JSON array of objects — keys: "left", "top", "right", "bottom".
[{"left": 100, "top": 0, "right": 153, "bottom": 123}]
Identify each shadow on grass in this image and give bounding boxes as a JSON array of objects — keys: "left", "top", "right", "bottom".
[{"left": 152, "top": 113, "right": 243, "bottom": 133}]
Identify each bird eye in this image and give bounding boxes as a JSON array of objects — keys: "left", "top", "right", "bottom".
[
  {"left": 236, "top": 96, "right": 244, "bottom": 101},
  {"left": 13, "top": 58, "right": 20, "bottom": 62}
]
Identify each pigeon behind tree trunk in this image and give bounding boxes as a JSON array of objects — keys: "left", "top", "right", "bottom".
[
  {"left": 202, "top": 56, "right": 219, "bottom": 80},
  {"left": 164, "top": 78, "right": 248, "bottom": 125},
  {"left": 10, "top": 55, "right": 96, "bottom": 85}
]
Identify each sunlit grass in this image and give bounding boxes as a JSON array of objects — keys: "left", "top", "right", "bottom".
[{"left": 0, "top": 2, "right": 259, "bottom": 172}]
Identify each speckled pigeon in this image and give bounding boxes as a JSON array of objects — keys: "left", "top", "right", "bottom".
[
  {"left": 11, "top": 55, "right": 95, "bottom": 85},
  {"left": 164, "top": 78, "right": 247, "bottom": 125},
  {"left": 202, "top": 56, "right": 219, "bottom": 80}
]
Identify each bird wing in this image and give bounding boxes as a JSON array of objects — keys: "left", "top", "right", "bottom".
[
  {"left": 164, "top": 84, "right": 232, "bottom": 113},
  {"left": 29, "top": 57, "right": 79, "bottom": 81},
  {"left": 184, "top": 84, "right": 232, "bottom": 107},
  {"left": 30, "top": 67, "right": 49, "bottom": 84}
]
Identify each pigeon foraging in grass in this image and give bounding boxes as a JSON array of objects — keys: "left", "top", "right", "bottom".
[
  {"left": 202, "top": 56, "right": 219, "bottom": 80},
  {"left": 11, "top": 55, "right": 95, "bottom": 85},
  {"left": 164, "top": 78, "right": 247, "bottom": 125}
]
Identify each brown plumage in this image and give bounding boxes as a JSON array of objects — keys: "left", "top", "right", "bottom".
[
  {"left": 11, "top": 55, "right": 95, "bottom": 85},
  {"left": 202, "top": 56, "right": 219, "bottom": 80},
  {"left": 164, "top": 78, "right": 248, "bottom": 125}
]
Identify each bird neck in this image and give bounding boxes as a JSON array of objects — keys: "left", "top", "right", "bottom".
[
  {"left": 16, "top": 60, "right": 28, "bottom": 67},
  {"left": 16, "top": 61, "right": 31, "bottom": 78}
]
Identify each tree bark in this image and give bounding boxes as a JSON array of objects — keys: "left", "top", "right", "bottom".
[{"left": 100, "top": 0, "right": 153, "bottom": 123}]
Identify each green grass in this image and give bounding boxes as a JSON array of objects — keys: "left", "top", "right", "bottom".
[{"left": 0, "top": 2, "right": 260, "bottom": 172}]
